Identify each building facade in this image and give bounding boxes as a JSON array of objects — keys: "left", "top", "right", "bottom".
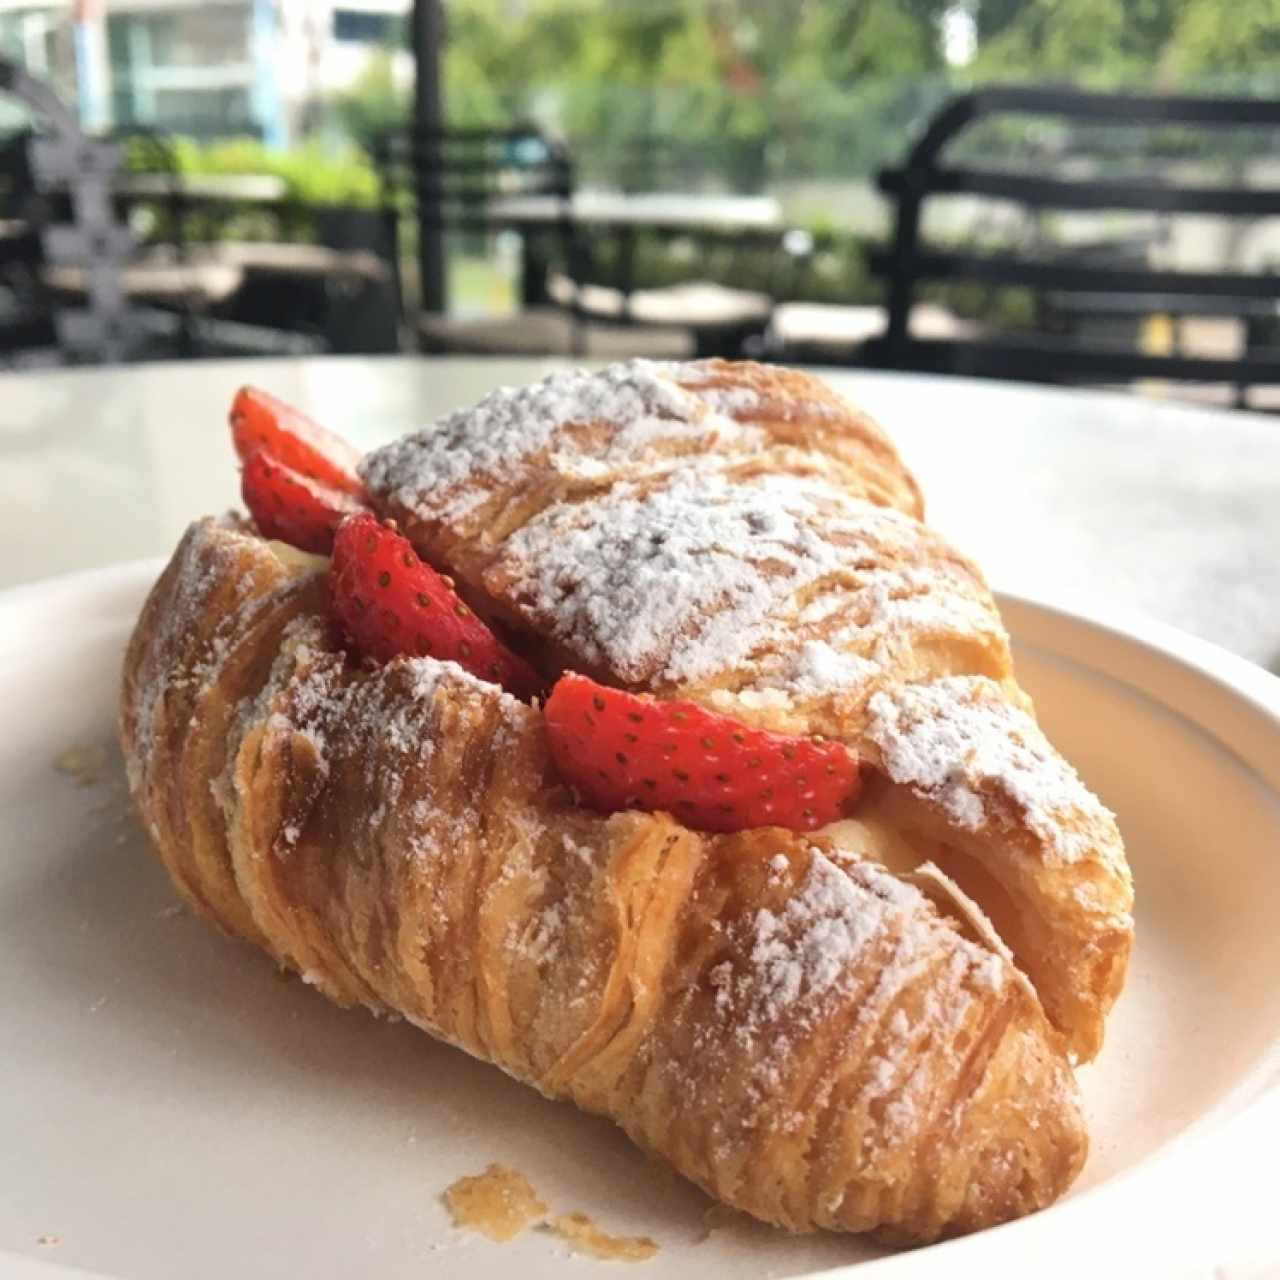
[{"left": 0, "top": 0, "right": 412, "bottom": 143}]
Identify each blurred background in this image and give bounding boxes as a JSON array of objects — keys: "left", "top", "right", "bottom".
[{"left": 4, "top": 0, "right": 1280, "bottom": 404}]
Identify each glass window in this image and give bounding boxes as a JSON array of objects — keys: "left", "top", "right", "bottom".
[
  {"left": 108, "top": 10, "right": 250, "bottom": 71},
  {"left": 152, "top": 87, "right": 255, "bottom": 137},
  {"left": 0, "top": 17, "right": 23, "bottom": 63},
  {"left": 333, "top": 10, "right": 402, "bottom": 45}
]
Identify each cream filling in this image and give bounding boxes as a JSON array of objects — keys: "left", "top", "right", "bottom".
[
  {"left": 820, "top": 797, "right": 1037, "bottom": 1003},
  {"left": 266, "top": 539, "right": 329, "bottom": 577}
]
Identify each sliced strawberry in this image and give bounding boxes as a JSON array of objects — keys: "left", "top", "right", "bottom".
[
  {"left": 230, "top": 386, "right": 365, "bottom": 497},
  {"left": 242, "top": 449, "right": 369, "bottom": 554},
  {"left": 329, "top": 514, "right": 542, "bottom": 699},
  {"left": 544, "top": 673, "right": 861, "bottom": 834}
]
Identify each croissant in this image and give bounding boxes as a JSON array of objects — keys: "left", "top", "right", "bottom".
[{"left": 119, "top": 359, "right": 1132, "bottom": 1245}]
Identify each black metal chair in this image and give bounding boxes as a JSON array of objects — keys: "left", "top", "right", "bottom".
[
  {"left": 107, "top": 128, "right": 397, "bottom": 358},
  {"left": 863, "top": 86, "right": 1280, "bottom": 407},
  {"left": 0, "top": 58, "right": 142, "bottom": 367},
  {"left": 376, "top": 125, "right": 794, "bottom": 359},
  {"left": 0, "top": 129, "right": 52, "bottom": 361},
  {"left": 549, "top": 222, "right": 812, "bottom": 359},
  {"left": 375, "top": 124, "right": 605, "bottom": 355}
]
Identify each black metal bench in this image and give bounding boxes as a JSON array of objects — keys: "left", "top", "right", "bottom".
[
  {"left": 864, "top": 86, "right": 1280, "bottom": 407},
  {"left": 376, "top": 125, "right": 800, "bottom": 359},
  {"left": 0, "top": 57, "right": 141, "bottom": 366}
]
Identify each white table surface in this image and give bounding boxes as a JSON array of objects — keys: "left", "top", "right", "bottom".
[
  {"left": 1, "top": 356, "right": 1277, "bottom": 672},
  {"left": 487, "top": 191, "right": 781, "bottom": 228},
  {"left": 115, "top": 173, "right": 288, "bottom": 201}
]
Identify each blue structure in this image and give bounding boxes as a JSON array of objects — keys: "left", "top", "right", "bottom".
[{"left": 250, "top": 0, "right": 285, "bottom": 148}]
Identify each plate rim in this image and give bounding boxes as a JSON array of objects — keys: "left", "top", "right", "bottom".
[{"left": 3, "top": 560, "right": 1279, "bottom": 1279}]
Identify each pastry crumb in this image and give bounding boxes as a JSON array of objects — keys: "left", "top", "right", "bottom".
[
  {"left": 36, "top": 1235, "right": 61, "bottom": 1247},
  {"left": 546, "top": 1211, "right": 658, "bottom": 1262},
  {"left": 53, "top": 743, "right": 108, "bottom": 786},
  {"left": 443, "top": 1163, "right": 547, "bottom": 1242},
  {"left": 442, "top": 1165, "right": 659, "bottom": 1261}
]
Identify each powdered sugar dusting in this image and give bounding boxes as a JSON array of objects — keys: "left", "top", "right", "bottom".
[
  {"left": 711, "top": 847, "right": 1005, "bottom": 1112},
  {"left": 362, "top": 359, "right": 1012, "bottom": 713},
  {"left": 691, "top": 382, "right": 762, "bottom": 417},
  {"left": 856, "top": 566, "right": 1004, "bottom": 661},
  {"left": 509, "top": 901, "right": 564, "bottom": 965},
  {"left": 771, "top": 641, "right": 880, "bottom": 697},
  {"left": 747, "top": 852, "right": 901, "bottom": 1024},
  {"left": 971, "top": 950, "right": 1005, "bottom": 992},
  {"left": 360, "top": 359, "right": 762, "bottom": 522},
  {"left": 497, "top": 463, "right": 1001, "bottom": 693},
  {"left": 866, "top": 677, "right": 1117, "bottom": 864},
  {"left": 500, "top": 470, "right": 853, "bottom": 684},
  {"left": 251, "top": 617, "right": 531, "bottom": 866},
  {"left": 280, "top": 627, "right": 525, "bottom": 767},
  {"left": 130, "top": 518, "right": 303, "bottom": 789},
  {"left": 705, "top": 850, "right": 907, "bottom": 1095}
]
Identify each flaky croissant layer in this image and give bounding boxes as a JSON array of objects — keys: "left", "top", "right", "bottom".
[
  {"left": 121, "top": 358, "right": 1131, "bottom": 1244},
  {"left": 364, "top": 358, "right": 1132, "bottom": 1063},
  {"left": 121, "top": 519, "right": 1086, "bottom": 1244}
]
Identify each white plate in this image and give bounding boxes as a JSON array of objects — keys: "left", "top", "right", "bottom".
[{"left": 3, "top": 563, "right": 1279, "bottom": 1280}]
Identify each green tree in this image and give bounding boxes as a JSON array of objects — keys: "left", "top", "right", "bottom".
[
  {"left": 1163, "top": 0, "right": 1280, "bottom": 81},
  {"left": 330, "top": 0, "right": 1280, "bottom": 191},
  {"left": 971, "top": 0, "right": 1183, "bottom": 84},
  {"left": 972, "top": 0, "right": 1280, "bottom": 86},
  {"left": 437, "top": 0, "right": 955, "bottom": 186},
  {"left": 333, "top": 51, "right": 410, "bottom": 150}
]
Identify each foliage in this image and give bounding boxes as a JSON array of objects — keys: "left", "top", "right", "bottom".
[
  {"left": 319, "top": 0, "right": 1280, "bottom": 197},
  {"left": 972, "top": 0, "right": 1180, "bottom": 84},
  {"left": 118, "top": 0, "right": 1280, "bottom": 329},
  {"left": 971, "top": 0, "right": 1280, "bottom": 86},
  {"left": 125, "top": 135, "right": 380, "bottom": 208},
  {"left": 319, "top": 1, "right": 959, "bottom": 187},
  {"left": 1163, "top": 0, "right": 1280, "bottom": 80},
  {"left": 100, "top": 0, "right": 1280, "bottom": 198},
  {"left": 332, "top": 52, "right": 412, "bottom": 155}
]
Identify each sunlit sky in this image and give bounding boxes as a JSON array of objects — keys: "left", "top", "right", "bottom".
[{"left": 942, "top": 4, "right": 978, "bottom": 66}]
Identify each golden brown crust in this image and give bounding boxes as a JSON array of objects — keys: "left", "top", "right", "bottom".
[
  {"left": 120, "top": 359, "right": 1131, "bottom": 1242},
  {"left": 671, "top": 359, "right": 926, "bottom": 517},
  {"left": 360, "top": 358, "right": 1132, "bottom": 1059},
  {"left": 119, "top": 517, "right": 327, "bottom": 944},
  {"left": 121, "top": 519, "right": 1086, "bottom": 1244}
]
